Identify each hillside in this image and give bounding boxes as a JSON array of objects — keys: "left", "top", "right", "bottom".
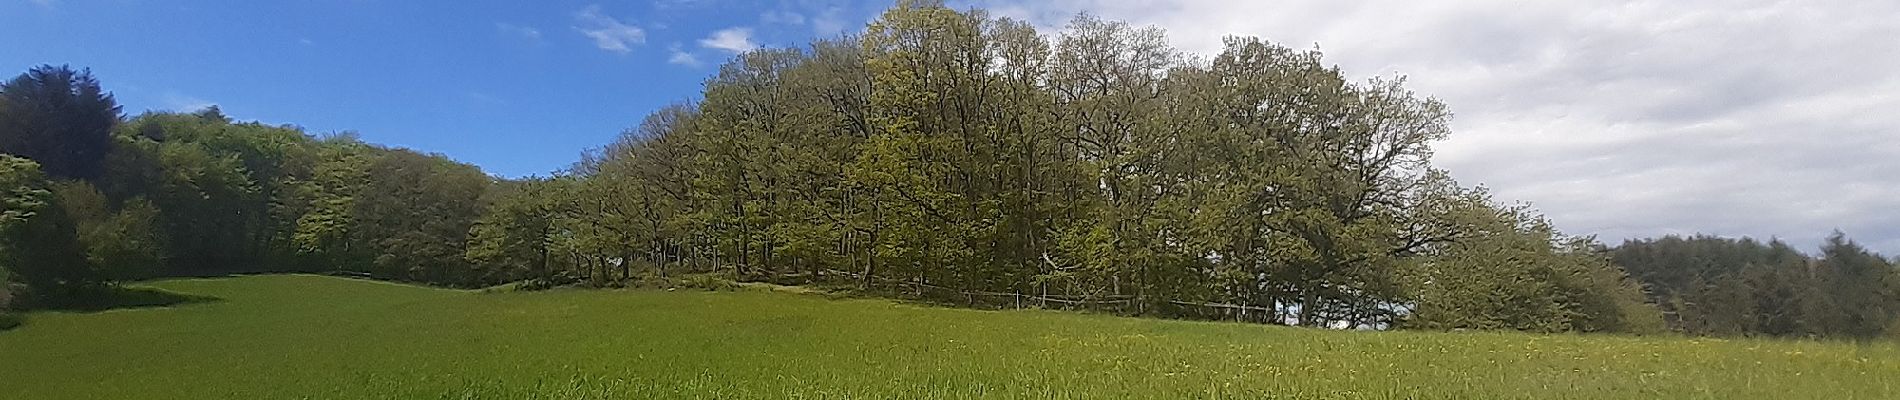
[{"left": 0, "top": 275, "right": 1892, "bottom": 399}]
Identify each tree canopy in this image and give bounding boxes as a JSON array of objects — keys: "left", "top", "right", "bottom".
[
  {"left": 527, "top": 3, "right": 1667, "bottom": 332},
  {"left": 0, "top": 65, "right": 121, "bottom": 181},
  {"left": 1615, "top": 233, "right": 1900, "bottom": 339}
]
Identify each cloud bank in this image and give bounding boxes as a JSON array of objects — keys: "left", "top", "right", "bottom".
[
  {"left": 971, "top": 0, "right": 1900, "bottom": 254},
  {"left": 575, "top": 5, "right": 646, "bottom": 53}
]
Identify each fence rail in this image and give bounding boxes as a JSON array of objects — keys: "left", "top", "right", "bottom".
[{"left": 806, "top": 268, "right": 1285, "bottom": 322}]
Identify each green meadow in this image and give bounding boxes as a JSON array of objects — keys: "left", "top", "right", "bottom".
[{"left": 1, "top": 274, "right": 1894, "bottom": 399}]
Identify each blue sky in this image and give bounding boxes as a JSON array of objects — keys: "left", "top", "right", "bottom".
[{"left": 2, "top": 0, "right": 890, "bottom": 177}]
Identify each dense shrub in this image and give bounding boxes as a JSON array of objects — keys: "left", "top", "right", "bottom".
[{"left": 0, "top": 312, "right": 20, "bottom": 330}]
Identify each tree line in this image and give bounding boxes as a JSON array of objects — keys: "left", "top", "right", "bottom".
[
  {"left": 1613, "top": 234, "right": 1898, "bottom": 338},
  {"left": 0, "top": 66, "right": 491, "bottom": 310},
  {"left": 2, "top": 2, "right": 1894, "bottom": 338}
]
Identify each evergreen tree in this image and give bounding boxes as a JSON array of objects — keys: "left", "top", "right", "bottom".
[{"left": 0, "top": 65, "right": 121, "bottom": 181}]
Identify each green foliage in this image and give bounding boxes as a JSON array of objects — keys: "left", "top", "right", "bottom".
[
  {"left": 0, "top": 65, "right": 122, "bottom": 181},
  {"left": 350, "top": 149, "right": 490, "bottom": 285},
  {"left": 1393, "top": 181, "right": 1664, "bottom": 334},
  {"left": 0, "top": 156, "right": 50, "bottom": 308},
  {"left": 81, "top": 199, "right": 165, "bottom": 280},
  {"left": 0, "top": 155, "right": 95, "bottom": 306},
  {"left": 2, "top": 275, "right": 1896, "bottom": 399},
  {"left": 1401, "top": 201, "right": 1573, "bottom": 332},
  {"left": 668, "top": 272, "right": 741, "bottom": 291},
  {"left": 0, "top": 155, "right": 51, "bottom": 232},
  {"left": 80, "top": 112, "right": 496, "bottom": 288},
  {"left": 1814, "top": 233, "right": 1898, "bottom": 338},
  {"left": 50, "top": 181, "right": 165, "bottom": 281},
  {"left": 1613, "top": 233, "right": 1900, "bottom": 339},
  {"left": 536, "top": 3, "right": 1654, "bottom": 334},
  {"left": 466, "top": 178, "right": 567, "bottom": 284},
  {"left": 0, "top": 275, "right": 9, "bottom": 306},
  {"left": 1, "top": 157, "right": 167, "bottom": 307},
  {"left": 291, "top": 134, "right": 374, "bottom": 271},
  {"left": 0, "top": 249, "right": 12, "bottom": 311},
  {"left": 120, "top": 114, "right": 269, "bottom": 274}
]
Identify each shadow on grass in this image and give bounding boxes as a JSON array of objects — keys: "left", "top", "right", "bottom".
[
  {"left": 50, "top": 286, "right": 223, "bottom": 313},
  {"left": 0, "top": 287, "right": 221, "bottom": 332}
]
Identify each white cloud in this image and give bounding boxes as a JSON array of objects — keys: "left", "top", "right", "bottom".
[
  {"left": 971, "top": 0, "right": 1900, "bottom": 254},
  {"left": 667, "top": 44, "right": 703, "bottom": 67},
  {"left": 497, "top": 22, "right": 542, "bottom": 41},
  {"left": 160, "top": 94, "right": 216, "bottom": 113},
  {"left": 809, "top": 7, "right": 848, "bottom": 37},
  {"left": 759, "top": 0, "right": 859, "bottom": 38},
  {"left": 699, "top": 27, "right": 759, "bottom": 53},
  {"left": 574, "top": 5, "right": 646, "bottom": 53}
]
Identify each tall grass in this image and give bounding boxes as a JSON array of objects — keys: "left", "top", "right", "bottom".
[{"left": 0, "top": 274, "right": 1893, "bottom": 399}]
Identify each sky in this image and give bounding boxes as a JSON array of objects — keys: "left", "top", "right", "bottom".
[
  {"left": 5, "top": 0, "right": 1897, "bottom": 254},
  {"left": 0, "top": 0, "right": 890, "bottom": 176}
]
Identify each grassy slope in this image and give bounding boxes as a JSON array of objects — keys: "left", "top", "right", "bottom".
[{"left": 0, "top": 275, "right": 1894, "bottom": 399}]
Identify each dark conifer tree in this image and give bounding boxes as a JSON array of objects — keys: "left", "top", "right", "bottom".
[{"left": 0, "top": 65, "right": 122, "bottom": 181}]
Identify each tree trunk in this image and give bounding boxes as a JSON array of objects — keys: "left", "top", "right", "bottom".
[{"left": 1299, "top": 286, "right": 1318, "bottom": 327}]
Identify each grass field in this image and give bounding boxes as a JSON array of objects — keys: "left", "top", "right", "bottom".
[{"left": 0, "top": 275, "right": 1895, "bottom": 399}]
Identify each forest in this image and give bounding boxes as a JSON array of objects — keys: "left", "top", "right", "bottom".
[{"left": 2, "top": 3, "right": 1895, "bottom": 339}]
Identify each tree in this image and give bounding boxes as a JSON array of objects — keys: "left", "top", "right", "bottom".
[
  {"left": 149, "top": 130, "right": 258, "bottom": 274},
  {"left": 0, "top": 261, "right": 13, "bottom": 313},
  {"left": 0, "top": 65, "right": 122, "bottom": 181},
  {"left": 1397, "top": 183, "right": 1661, "bottom": 333},
  {"left": 52, "top": 181, "right": 164, "bottom": 281},
  {"left": 291, "top": 133, "right": 375, "bottom": 272},
  {"left": 0, "top": 155, "right": 94, "bottom": 306},
  {"left": 351, "top": 149, "right": 489, "bottom": 286},
  {"left": 1610, "top": 233, "right": 1896, "bottom": 338},
  {"left": 0, "top": 155, "right": 52, "bottom": 309},
  {"left": 524, "top": 3, "right": 1668, "bottom": 333},
  {"left": 466, "top": 177, "right": 566, "bottom": 284},
  {"left": 1813, "top": 232, "right": 1897, "bottom": 339}
]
